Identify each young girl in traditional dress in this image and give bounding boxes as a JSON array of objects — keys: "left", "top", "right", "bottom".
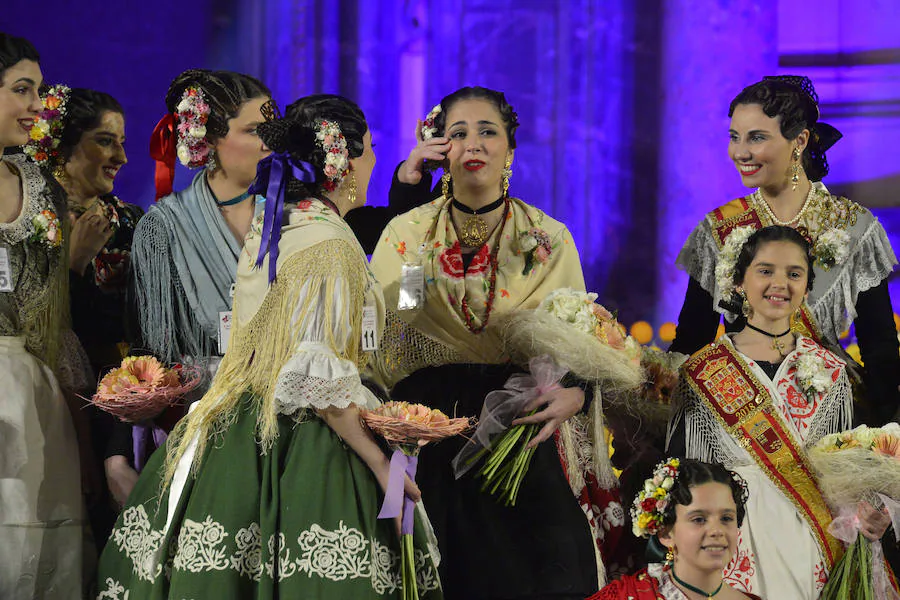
[
  {"left": 593, "top": 459, "right": 759, "bottom": 600},
  {"left": 668, "top": 225, "right": 892, "bottom": 598}
]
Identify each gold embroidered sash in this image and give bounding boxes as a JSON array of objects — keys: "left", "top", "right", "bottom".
[{"left": 683, "top": 343, "right": 843, "bottom": 568}]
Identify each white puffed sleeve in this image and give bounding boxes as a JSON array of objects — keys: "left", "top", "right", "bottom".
[{"left": 273, "top": 274, "right": 379, "bottom": 414}]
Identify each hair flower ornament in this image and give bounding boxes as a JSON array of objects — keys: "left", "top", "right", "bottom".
[
  {"left": 315, "top": 119, "right": 350, "bottom": 191},
  {"left": 631, "top": 457, "right": 680, "bottom": 538},
  {"left": 715, "top": 225, "right": 758, "bottom": 299},
  {"left": 420, "top": 104, "right": 442, "bottom": 140},
  {"left": 24, "top": 84, "right": 70, "bottom": 167},
  {"left": 175, "top": 87, "right": 211, "bottom": 168}
]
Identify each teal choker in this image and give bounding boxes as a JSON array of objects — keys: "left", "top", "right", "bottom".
[
  {"left": 215, "top": 191, "right": 251, "bottom": 207},
  {"left": 671, "top": 567, "right": 723, "bottom": 598}
]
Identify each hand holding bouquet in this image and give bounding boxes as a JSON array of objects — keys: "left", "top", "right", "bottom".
[
  {"left": 810, "top": 424, "right": 900, "bottom": 599},
  {"left": 362, "top": 402, "right": 471, "bottom": 600}
]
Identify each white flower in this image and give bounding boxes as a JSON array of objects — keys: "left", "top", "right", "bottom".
[
  {"left": 177, "top": 98, "right": 192, "bottom": 112},
  {"left": 715, "top": 225, "right": 757, "bottom": 297},
  {"left": 188, "top": 125, "right": 206, "bottom": 138},
  {"left": 176, "top": 144, "right": 192, "bottom": 166},
  {"left": 519, "top": 233, "right": 538, "bottom": 252},
  {"left": 661, "top": 476, "right": 674, "bottom": 490},
  {"left": 814, "top": 228, "right": 851, "bottom": 269},
  {"left": 794, "top": 352, "right": 833, "bottom": 400}
]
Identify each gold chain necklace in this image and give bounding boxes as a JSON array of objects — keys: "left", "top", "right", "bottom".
[{"left": 754, "top": 185, "right": 815, "bottom": 227}]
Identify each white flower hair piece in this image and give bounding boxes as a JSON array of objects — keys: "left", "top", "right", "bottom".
[
  {"left": 814, "top": 228, "right": 850, "bottom": 271},
  {"left": 175, "top": 87, "right": 212, "bottom": 168},
  {"left": 314, "top": 119, "right": 350, "bottom": 192},
  {"left": 715, "top": 225, "right": 758, "bottom": 300},
  {"left": 420, "top": 104, "right": 442, "bottom": 140},
  {"left": 794, "top": 351, "right": 833, "bottom": 402}
]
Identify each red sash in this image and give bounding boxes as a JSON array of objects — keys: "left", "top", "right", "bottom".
[{"left": 683, "top": 342, "right": 843, "bottom": 569}]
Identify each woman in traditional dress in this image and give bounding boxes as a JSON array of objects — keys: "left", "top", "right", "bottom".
[
  {"left": 371, "top": 86, "right": 605, "bottom": 599},
  {"left": 593, "top": 459, "right": 759, "bottom": 600},
  {"left": 95, "top": 94, "right": 442, "bottom": 599},
  {"left": 670, "top": 75, "right": 899, "bottom": 425},
  {"left": 668, "top": 225, "right": 891, "bottom": 598},
  {"left": 0, "top": 33, "right": 86, "bottom": 598}
]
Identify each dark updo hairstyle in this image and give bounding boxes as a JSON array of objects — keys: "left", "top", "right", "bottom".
[
  {"left": 256, "top": 94, "right": 368, "bottom": 197},
  {"left": 733, "top": 225, "right": 815, "bottom": 293},
  {"left": 164, "top": 69, "right": 270, "bottom": 142},
  {"left": 0, "top": 34, "right": 40, "bottom": 85},
  {"left": 729, "top": 76, "right": 835, "bottom": 182},
  {"left": 660, "top": 459, "right": 749, "bottom": 530},
  {"left": 433, "top": 86, "right": 519, "bottom": 149},
  {"left": 57, "top": 88, "right": 124, "bottom": 164}
]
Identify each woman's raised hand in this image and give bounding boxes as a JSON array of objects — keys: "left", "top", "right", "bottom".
[
  {"left": 511, "top": 386, "right": 586, "bottom": 449},
  {"left": 397, "top": 119, "right": 451, "bottom": 185}
]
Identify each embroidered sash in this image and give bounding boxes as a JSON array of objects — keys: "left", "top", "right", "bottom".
[
  {"left": 683, "top": 343, "right": 843, "bottom": 569},
  {"left": 708, "top": 199, "right": 823, "bottom": 345}
]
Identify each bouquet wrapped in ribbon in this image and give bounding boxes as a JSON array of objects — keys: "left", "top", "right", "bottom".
[
  {"left": 362, "top": 402, "right": 472, "bottom": 600},
  {"left": 463, "top": 289, "right": 643, "bottom": 507},
  {"left": 89, "top": 355, "right": 202, "bottom": 471},
  {"left": 810, "top": 424, "right": 900, "bottom": 599}
]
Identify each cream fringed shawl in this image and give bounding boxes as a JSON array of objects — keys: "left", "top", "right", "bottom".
[
  {"left": 164, "top": 199, "right": 383, "bottom": 481},
  {"left": 370, "top": 195, "right": 585, "bottom": 386}
]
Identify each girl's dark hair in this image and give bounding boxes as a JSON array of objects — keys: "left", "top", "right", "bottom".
[
  {"left": 729, "top": 76, "right": 831, "bottom": 181},
  {"left": 733, "top": 225, "right": 816, "bottom": 293},
  {"left": 57, "top": 88, "right": 124, "bottom": 163},
  {"left": 0, "top": 34, "right": 40, "bottom": 85},
  {"left": 433, "top": 86, "right": 519, "bottom": 149},
  {"left": 164, "top": 69, "right": 270, "bottom": 142},
  {"left": 660, "top": 459, "right": 749, "bottom": 529},
  {"left": 256, "top": 94, "right": 367, "bottom": 197}
]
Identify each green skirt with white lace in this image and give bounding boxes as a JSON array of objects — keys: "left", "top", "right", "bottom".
[{"left": 95, "top": 394, "right": 442, "bottom": 599}]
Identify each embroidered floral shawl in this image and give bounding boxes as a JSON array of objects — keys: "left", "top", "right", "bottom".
[{"left": 370, "top": 195, "right": 585, "bottom": 386}]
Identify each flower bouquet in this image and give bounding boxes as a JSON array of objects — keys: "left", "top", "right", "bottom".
[
  {"left": 463, "top": 289, "right": 643, "bottom": 506},
  {"left": 89, "top": 355, "right": 203, "bottom": 471},
  {"left": 809, "top": 424, "right": 900, "bottom": 599},
  {"left": 362, "top": 402, "right": 472, "bottom": 600}
]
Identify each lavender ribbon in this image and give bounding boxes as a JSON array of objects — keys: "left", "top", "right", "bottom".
[
  {"left": 378, "top": 449, "right": 419, "bottom": 535},
  {"left": 249, "top": 152, "right": 318, "bottom": 284},
  {"left": 132, "top": 422, "right": 168, "bottom": 473}
]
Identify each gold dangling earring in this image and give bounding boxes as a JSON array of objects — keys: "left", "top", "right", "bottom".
[
  {"left": 347, "top": 172, "right": 357, "bottom": 204},
  {"left": 791, "top": 147, "right": 801, "bottom": 192},
  {"left": 441, "top": 170, "right": 451, "bottom": 199},
  {"left": 53, "top": 163, "right": 66, "bottom": 181},
  {"left": 739, "top": 289, "right": 753, "bottom": 319},
  {"left": 665, "top": 546, "right": 676, "bottom": 568},
  {"left": 502, "top": 156, "right": 512, "bottom": 198}
]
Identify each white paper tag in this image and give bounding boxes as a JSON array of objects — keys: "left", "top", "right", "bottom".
[
  {"left": 218, "top": 311, "right": 233, "bottom": 355},
  {"left": 361, "top": 305, "right": 378, "bottom": 351},
  {"left": 0, "top": 247, "right": 12, "bottom": 293},
  {"left": 229, "top": 283, "right": 235, "bottom": 299},
  {"left": 398, "top": 264, "right": 425, "bottom": 310}
]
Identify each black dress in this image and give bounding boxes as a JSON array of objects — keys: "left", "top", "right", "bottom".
[{"left": 391, "top": 364, "right": 598, "bottom": 600}]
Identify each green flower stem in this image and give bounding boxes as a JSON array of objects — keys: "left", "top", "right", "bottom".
[
  {"left": 820, "top": 533, "right": 875, "bottom": 599},
  {"left": 477, "top": 417, "right": 540, "bottom": 506},
  {"left": 401, "top": 533, "right": 419, "bottom": 600}
]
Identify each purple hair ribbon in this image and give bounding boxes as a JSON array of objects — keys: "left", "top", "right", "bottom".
[{"left": 249, "top": 152, "right": 319, "bottom": 283}]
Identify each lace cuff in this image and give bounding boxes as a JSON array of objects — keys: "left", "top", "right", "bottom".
[{"left": 273, "top": 343, "right": 366, "bottom": 413}]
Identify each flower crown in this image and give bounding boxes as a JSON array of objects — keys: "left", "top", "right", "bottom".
[
  {"left": 24, "top": 84, "right": 70, "bottom": 167},
  {"left": 315, "top": 119, "right": 350, "bottom": 191},
  {"left": 631, "top": 457, "right": 680, "bottom": 538},
  {"left": 175, "top": 87, "right": 212, "bottom": 168}
]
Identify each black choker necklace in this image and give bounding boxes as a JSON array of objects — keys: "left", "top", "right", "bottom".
[
  {"left": 671, "top": 567, "right": 724, "bottom": 598},
  {"left": 745, "top": 322, "right": 793, "bottom": 356},
  {"left": 452, "top": 197, "right": 506, "bottom": 247},
  {"left": 215, "top": 190, "right": 250, "bottom": 207}
]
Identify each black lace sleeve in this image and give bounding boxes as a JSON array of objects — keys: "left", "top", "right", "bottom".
[
  {"left": 854, "top": 280, "right": 900, "bottom": 424},
  {"left": 669, "top": 277, "right": 722, "bottom": 355}
]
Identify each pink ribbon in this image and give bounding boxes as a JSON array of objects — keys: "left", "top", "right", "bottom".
[
  {"left": 377, "top": 449, "right": 419, "bottom": 535},
  {"left": 451, "top": 354, "right": 567, "bottom": 478},
  {"left": 829, "top": 496, "right": 900, "bottom": 600}
]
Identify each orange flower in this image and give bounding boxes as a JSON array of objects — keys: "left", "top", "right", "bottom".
[
  {"left": 395, "top": 241, "right": 407, "bottom": 256},
  {"left": 45, "top": 95, "right": 61, "bottom": 109},
  {"left": 500, "top": 289, "right": 510, "bottom": 298},
  {"left": 122, "top": 356, "right": 169, "bottom": 388},
  {"left": 98, "top": 367, "right": 140, "bottom": 395},
  {"left": 874, "top": 434, "right": 900, "bottom": 458}
]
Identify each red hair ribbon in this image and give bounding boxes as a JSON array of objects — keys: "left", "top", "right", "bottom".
[{"left": 149, "top": 113, "right": 177, "bottom": 202}]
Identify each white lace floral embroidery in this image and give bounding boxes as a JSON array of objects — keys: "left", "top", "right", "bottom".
[
  {"left": 172, "top": 516, "right": 231, "bottom": 573},
  {"left": 112, "top": 505, "right": 166, "bottom": 582},
  {"left": 97, "top": 578, "right": 129, "bottom": 600},
  {"left": 232, "top": 523, "right": 264, "bottom": 581},
  {"left": 274, "top": 372, "right": 361, "bottom": 413}
]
